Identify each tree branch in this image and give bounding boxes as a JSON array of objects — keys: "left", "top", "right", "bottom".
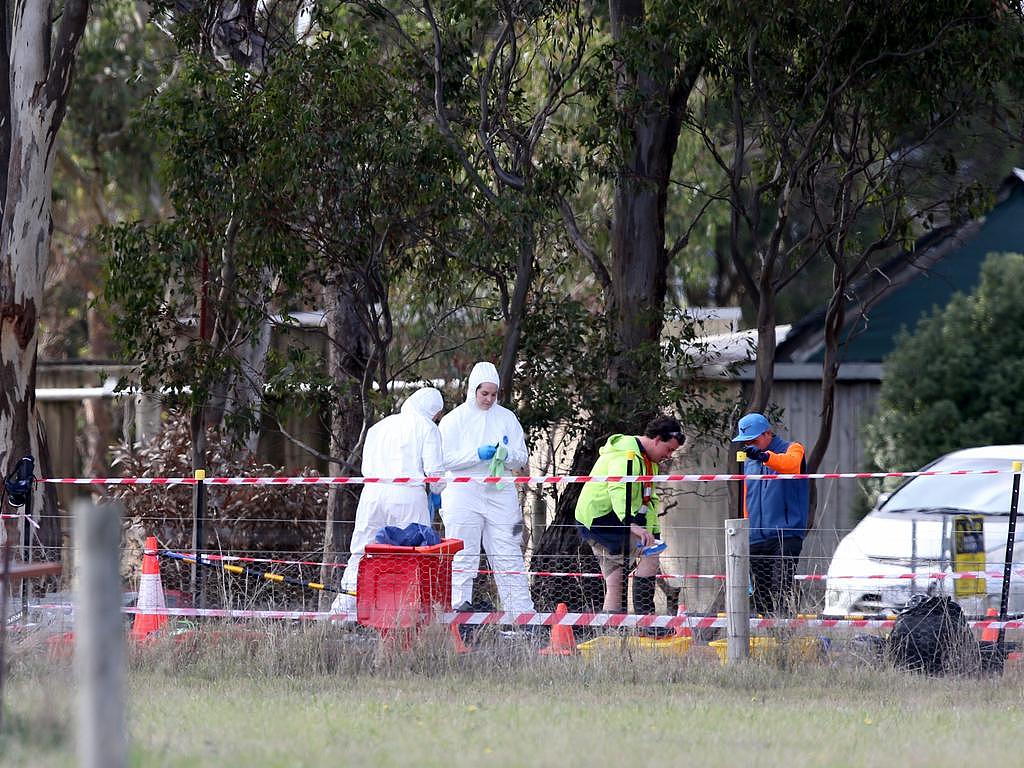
[
  {"left": 45, "top": 0, "right": 90, "bottom": 131},
  {"left": 559, "top": 197, "right": 612, "bottom": 299},
  {"left": 421, "top": 0, "right": 499, "bottom": 203}
]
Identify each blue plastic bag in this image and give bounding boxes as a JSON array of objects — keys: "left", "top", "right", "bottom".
[{"left": 374, "top": 523, "right": 441, "bottom": 547}]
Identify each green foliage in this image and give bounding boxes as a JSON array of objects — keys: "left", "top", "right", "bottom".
[
  {"left": 98, "top": 54, "right": 298, "bottom": 426},
  {"left": 45, "top": 1, "right": 174, "bottom": 358},
  {"left": 515, "top": 259, "right": 731, "bottom": 461},
  {"left": 99, "top": 33, "right": 491, "bottom": 437},
  {"left": 86, "top": 2, "right": 1024, "bottom": 471},
  {"left": 62, "top": 1, "right": 169, "bottom": 201},
  {"left": 864, "top": 253, "right": 1024, "bottom": 471},
  {"left": 691, "top": 0, "right": 1024, "bottom": 323}
]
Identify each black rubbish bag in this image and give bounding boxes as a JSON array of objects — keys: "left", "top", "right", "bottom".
[{"left": 888, "top": 596, "right": 980, "bottom": 675}]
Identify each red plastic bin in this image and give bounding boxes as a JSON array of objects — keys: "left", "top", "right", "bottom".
[{"left": 356, "top": 538, "right": 464, "bottom": 629}]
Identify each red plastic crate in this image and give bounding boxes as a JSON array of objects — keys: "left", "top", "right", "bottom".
[{"left": 356, "top": 538, "right": 464, "bottom": 629}]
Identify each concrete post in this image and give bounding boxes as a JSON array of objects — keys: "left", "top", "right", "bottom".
[
  {"left": 725, "top": 517, "right": 750, "bottom": 663},
  {"left": 74, "top": 499, "right": 125, "bottom": 768}
]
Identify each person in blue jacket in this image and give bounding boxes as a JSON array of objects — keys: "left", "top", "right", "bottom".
[{"left": 732, "top": 412, "right": 810, "bottom": 616}]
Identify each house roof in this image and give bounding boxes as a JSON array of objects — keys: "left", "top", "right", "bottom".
[
  {"left": 683, "top": 324, "right": 792, "bottom": 367},
  {"left": 776, "top": 171, "right": 1024, "bottom": 364}
]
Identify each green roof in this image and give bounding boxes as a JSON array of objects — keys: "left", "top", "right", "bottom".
[{"left": 797, "top": 182, "right": 1024, "bottom": 363}]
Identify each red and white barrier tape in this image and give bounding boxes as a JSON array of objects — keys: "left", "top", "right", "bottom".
[
  {"left": 157, "top": 551, "right": 1022, "bottom": 583},
  {"left": 0, "top": 512, "right": 39, "bottom": 528},
  {"left": 36, "top": 467, "right": 1012, "bottom": 485},
  {"left": 796, "top": 571, "right": 1023, "bottom": 581},
  {"left": 37, "top": 604, "right": 1024, "bottom": 630},
  {"left": 439, "top": 613, "right": 1023, "bottom": 631},
  {"left": 126, "top": 607, "right": 354, "bottom": 621}
]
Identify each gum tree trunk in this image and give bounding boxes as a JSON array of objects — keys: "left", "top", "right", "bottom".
[
  {"left": 532, "top": 1, "right": 704, "bottom": 605},
  {"left": 318, "top": 277, "right": 371, "bottom": 608},
  {"left": 0, "top": 1, "right": 91, "bottom": 547}
]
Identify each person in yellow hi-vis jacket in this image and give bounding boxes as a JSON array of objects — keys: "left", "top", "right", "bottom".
[{"left": 574, "top": 416, "right": 685, "bottom": 613}]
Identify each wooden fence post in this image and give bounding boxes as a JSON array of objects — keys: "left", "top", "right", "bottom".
[
  {"left": 74, "top": 498, "right": 125, "bottom": 768},
  {"left": 725, "top": 517, "right": 750, "bottom": 663}
]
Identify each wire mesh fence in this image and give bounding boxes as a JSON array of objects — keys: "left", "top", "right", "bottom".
[
  {"left": 17, "top": 520, "right": 1023, "bottom": 623},
  {"left": 8, "top": 468, "right": 1024, "bottom": 656}
]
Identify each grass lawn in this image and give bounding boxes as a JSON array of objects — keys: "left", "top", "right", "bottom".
[{"left": 2, "top": 625, "right": 1022, "bottom": 767}]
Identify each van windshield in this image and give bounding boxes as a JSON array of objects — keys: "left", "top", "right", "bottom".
[{"left": 882, "top": 458, "right": 1017, "bottom": 515}]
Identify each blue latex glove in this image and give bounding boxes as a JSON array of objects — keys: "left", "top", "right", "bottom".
[
  {"left": 637, "top": 539, "right": 667, "bottom": 557},
  {"left": 745, "top": 445, "right": 770, "bottom": 463},
  {"left": 427, "top": 492, "right": 442, "bottom": 518},
  {"left": 477, "top": 444, "right": 497, "bottom": 461}
]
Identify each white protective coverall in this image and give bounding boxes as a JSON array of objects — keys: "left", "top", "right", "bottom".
[
  {"left": 330, "top": 387, "right": 445, "bottom": 614},
  {"left": 439, "top": 362, "right": 534, "bottom": 612}
]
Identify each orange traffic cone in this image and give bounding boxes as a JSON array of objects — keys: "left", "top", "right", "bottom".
[
  {"left": 131, "top": 536, "right": 168, "bottom": 641},
  {"left": 540, "top": 603, "right": 577, "bottom": 656},
  {"left": 674, "top": 602, "right": 693, "bottom": 638},
  {"left": 981, "top": 607, "right": 999, "bottom": 642},
  {"left": 450, "top": 623, "right": 471, "bottom": 653}
]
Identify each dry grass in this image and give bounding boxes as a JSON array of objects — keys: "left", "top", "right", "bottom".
[{"left": 2, "top": 623, "right": 1022, "bottom": 767}]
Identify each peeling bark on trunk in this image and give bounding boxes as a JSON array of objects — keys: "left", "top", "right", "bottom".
[
  {"left": 605, "top": 1, "right": 674, "bottom": 423},
  {"left": 608, "top": 168, "right": 669, "bottom": 421},
  {"left": 1, "top": 1, "right": 91, "bottom": 553},
  {"left": 603, "top": 0, "right": 701, "bottom": 425}
]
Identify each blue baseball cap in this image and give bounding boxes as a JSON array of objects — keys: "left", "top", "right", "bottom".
[{"left": 732, "top": 412, "right": 771, "bottom": 442}]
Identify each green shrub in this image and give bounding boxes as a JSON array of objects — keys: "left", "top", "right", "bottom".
[{"left": 865, "top": 252, "right": 1024, "bottom": 470}]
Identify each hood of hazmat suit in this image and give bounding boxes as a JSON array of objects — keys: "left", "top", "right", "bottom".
[
  {"left": 439, "top": 364, "right": 533, "bottom": 611},
  {"left": 361, "top": 386, "right": 446, "bottom": 495},
  {"left": 439, "top": 362, "right": 528, "bottom": 476},
  {"left": 400, "top": 386, "right": 444, "bottom": 423}
]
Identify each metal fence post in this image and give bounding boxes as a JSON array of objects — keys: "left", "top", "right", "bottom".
[
  {"left": 620, "top": 454, "right": 635, "bottom": 614},
  {"left": 999, "top": 460, "right": 1022, "bottom": 646},
  {"left": 192, "top": 469, "right": 206, "bottom": 608},
  {"left": 736, "top": 448, "right": 746, "bottom": 518},
  {"left": 74, "top": 498, "right": 125, "bottom": 768},
  {"left": 20, "top": 483, "right": 33, "bottom": 617},
  {"left": 725, "top": 517, "right": 750, "bottom": 663}
]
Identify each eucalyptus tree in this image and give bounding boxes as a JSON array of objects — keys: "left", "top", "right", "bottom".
[
  {"left": 0, "top": 1, "right": 91, "bottom": 542},
  {"left": 519, "top": 0, "right": 1022, "bottom": 590},
  {"left": 252, "top": 35, "right": 478, "bottom": 583},
  {"left": 360, "top": 1, "right": 593, "bottom": 398},
  {"left": 515, "top": 2, "right": 717, "bottom": 583},
  {"left": 691, "top": 0, "right": 1024, "bottom": 475},
  {"left": 100, "top": 28, "right": 484, "bottom": 589},
  {"left": 136, "top": 1, "right": 324, "bottom": 466}
]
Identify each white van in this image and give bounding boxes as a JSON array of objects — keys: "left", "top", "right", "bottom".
[{"left": 824, "top": 446, "right": 1024, "bottom": 616}]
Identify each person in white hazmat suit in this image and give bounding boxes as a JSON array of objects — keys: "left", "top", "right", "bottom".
[
  {"left": 440, "top": 361, "right": 535, "bottom": 612},
  {"left": 330, "top": 386, "right": 446, "bottom": 614}
]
